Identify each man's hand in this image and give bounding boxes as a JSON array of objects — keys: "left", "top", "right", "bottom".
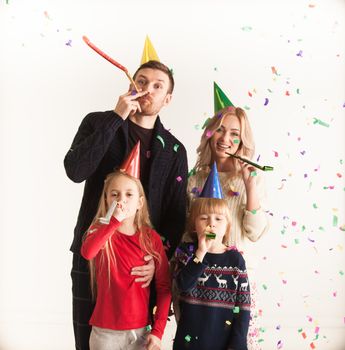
[
  {"left": 146, "top": 334, "right": 161, "bottom": 350},
  {"left": 131, "top": 255, "right": 155, "bottom": 288},
  {"left": 114, "top": 90, "right": 149, "bottom": 119}
]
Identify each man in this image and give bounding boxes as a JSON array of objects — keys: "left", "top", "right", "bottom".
[{"left": 64, "top": 60, "right": 188, "bottom": 350}]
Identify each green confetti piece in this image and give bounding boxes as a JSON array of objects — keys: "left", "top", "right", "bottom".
[
  {"left": 241, "top": 26, "right": 253, "bottom": 31},
  {"left": 202, "top": 117, "right": 211, "bottom": 129},
  {"left": 258, "top": 339, "right": 265, "bottom": 343},
  {"left": 250, "top": 171, "right": 257, "bottom": 177},
  {"left": 281, "top": 229, "right": 286, "bottom": 235},
  {"left": 294, "top": 238, "right": 300, "bottom": 244},
  {"left": 184, "top": 335, "right": 191, "bottom": 342},
  {"left": 233, "top": 306, "right": 240, "bottom": 313},
  {"left": 251, "top": 209, "right": 257, "bottom": 215},
  {"left": 146, "top": 325, "right": 152, "bottom": 331},
  {"left": 244, "top": 105, "right": 251, "bottom": 110},
  {"left": 259, "top": 327, "right": 266, "bottom": 333},
  {"left": 298, "top": 328, "right": 303, "bottom": 333},
  {"left": 333, "top": 215, "right": 338, "bottom": 227},
  {"left": 339, "top": 270, "right": 344, "bottom": 276},
  {"left": 313, "top": 203, "right": 318, "bottom": 209},
  {"left": 302, "top": 225, "right": 306, "bottom": 231},
  {"left": 173, "top": 143, "right": 180, "bottom": 152},
  {"left": 267, "top": 88, "right": 273, "bottom": 93},
  {"left": 297, "top": 88, "right": 300, "bottom": 94},
  {"left": 188, "top": 168, "right": 196, "bottom": 178},
  {"left": 313, "top": 118, "right": 330, "bottom": 127},
  {"left": 318, "top": 226, "right": 325, "bottom": 231},
  {"left": 262, "top": 284, "right": 268, "bottom": 290},
  {"left": 156, "top": 135, "right": 165, "bottom": 148},
  {"left": 233, "top": 139, "right": 240, "bottom": 144}
]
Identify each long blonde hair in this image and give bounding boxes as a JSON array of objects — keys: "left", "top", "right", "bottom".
[
  {"left": 183, "top": 197, "right": 232, "bottom": 246},
  {"left": 194, "top": 107, "right": 255, "bottom": 172},
  {"left": 85, "top": 170, "right": 161, "bottom": 299}
]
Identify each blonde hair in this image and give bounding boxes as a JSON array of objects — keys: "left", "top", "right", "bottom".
[
  {"left": 194, "top": 107, "right": 255, "bottom": 172},
  {"left": 85, "top": 170, "right": 161, "bottom": 298},
  {"left": 183, "top": 197, "right": 232, "bottom": 246}
]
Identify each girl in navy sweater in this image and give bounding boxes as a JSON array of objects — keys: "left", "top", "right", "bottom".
[{"left": 172, "top": 197, "right": 250, "bottom": 350}]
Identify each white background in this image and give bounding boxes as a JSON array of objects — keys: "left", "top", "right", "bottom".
[{"left": 0, "top": 0, "right": 344, "bottom": 349}]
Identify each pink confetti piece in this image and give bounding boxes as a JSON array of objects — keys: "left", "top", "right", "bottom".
[
  {"left": 333, "top": 291, "right": 337, "bottom": 297},
  {"left": 314, "top": 327, "right": 320, "bottom": 334},
  {"left": 264, "top": 98, "right": 269, "bottom": 106},
  {"left": 176, "top": 176, "right": 182, "bottom": 182},
  {"left": 281, "top": 244, "right": 288, "bottom": 248},
  {"left": 248, "top": 91, "right": 252, "bottom": 97},
  {"left": 285, "top": 91, "right": 290, "bottom": 96},
  {"left": 282, "top": 279, "right": 287, "bottom": 284},
  {"left": 273, "top": 150, "right": 279, "bottom": 157},
  {"left": 336, "top": 173, "right": 342, "bottom": 178},
  {"left": 205, "top": 130, "right": 213, "bottom": 138},
  {"left": 292, "top": 221, "right": 297, "bottom": 226},
  {"left": 307, "top": 316, "right": 313, "bottom": 322}
]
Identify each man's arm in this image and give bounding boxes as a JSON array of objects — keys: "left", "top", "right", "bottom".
[{"left": 64, "top": 111, "right": 124, "bottom": 183}]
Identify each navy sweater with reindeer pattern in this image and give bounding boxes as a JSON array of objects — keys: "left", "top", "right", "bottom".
[{"left": 172, "top": 242, "right": 250, "bottom": 350}]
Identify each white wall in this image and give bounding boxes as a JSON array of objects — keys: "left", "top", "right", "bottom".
[{"left": 0, "top": 0, "right": 344, "bottom": 349}]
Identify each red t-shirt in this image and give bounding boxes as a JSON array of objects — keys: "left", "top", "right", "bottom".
[{"left": 81, "top": 217, "right": 171, "bottom": 339}]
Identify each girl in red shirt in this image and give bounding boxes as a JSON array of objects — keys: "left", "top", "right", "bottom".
[{"left": 81, "top": 170, "right": 171, "bottom": 350}]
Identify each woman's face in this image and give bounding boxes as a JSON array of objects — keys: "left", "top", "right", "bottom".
[{"left": 209, "top": 114, "right": 241, "bottom": 160}]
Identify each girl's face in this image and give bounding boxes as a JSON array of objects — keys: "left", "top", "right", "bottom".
[
  {"left": 210, "top": 114, "right": 241, "bottom": 160},
  {"left": 105, "top": 175, "right": 143, "bottom": 219},
  {"left": 195, "top": 212, "right": 228, "bottom": 241}
]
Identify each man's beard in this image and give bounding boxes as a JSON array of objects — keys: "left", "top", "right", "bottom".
[{"left": 137, "top": 99, "right": 160, "bottom": 116}]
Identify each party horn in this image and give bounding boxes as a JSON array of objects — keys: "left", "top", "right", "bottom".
[
  {"left": 225, "top": 152, "right": 274, "bottom": 171},
  {"left": 82, "top": 36, "right": 139, "bottom": 91},
  {"left": 99, "top": 200, "right": 117, "bottom": 224}
]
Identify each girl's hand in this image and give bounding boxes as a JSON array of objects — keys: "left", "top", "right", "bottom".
[
  {"left": 196, "top": 230, "right": 214, "bottom": 261},
  {"left": 112, "top": 201, "right": 130, "bottom": 222},
  {"left": 146, "top": 334, "right": 161, "bottom": 350}
]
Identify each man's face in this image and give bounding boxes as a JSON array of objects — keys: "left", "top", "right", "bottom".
[{"left": 133, "top": 68, "right": 172, "bottom": 116}]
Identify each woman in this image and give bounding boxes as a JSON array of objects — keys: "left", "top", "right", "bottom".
[{"left": 188, "top": 106, "right": 269, "bottom": 349}]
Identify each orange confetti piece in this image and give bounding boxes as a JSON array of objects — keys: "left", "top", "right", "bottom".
[{"left": 271, "top": 66, "right": 278, "bottom": 75}]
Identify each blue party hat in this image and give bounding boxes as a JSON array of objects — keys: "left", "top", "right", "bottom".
[{"left": 199, "top": 162, "right": 223, "bottom": 199}]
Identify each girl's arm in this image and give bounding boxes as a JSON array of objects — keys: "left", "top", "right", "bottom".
[
  {"left": 174, "top": 244, "right": 208, "bottom": 293},
  {"left": 228, "top": 254, "right": 251, "bottom": 350},
  {"left": 64, "top": 111, "right": 124, "bottom": 183},
  {"left": 149, "top": 232, "right": 172, "bottom": 340},
  {"left": 81, "top": 216, "right": 121, "bottom": 260}
]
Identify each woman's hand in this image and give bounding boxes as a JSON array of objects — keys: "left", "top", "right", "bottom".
[
  {"left": 131, "top": 255, "right": 155, "bottom": 288},
  {"left": 146, "top": 334, "right": 161, "bottom": 350},
  {"left": 239, "top": 161, "right": 257, "bottom": 190}
]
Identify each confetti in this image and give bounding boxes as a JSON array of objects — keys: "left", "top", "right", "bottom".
[
  {"left": 65, "top": 40, "right": 72, "bottom": 47},
  {"left": 333, "top": 215, "right": 338, "bottom": 226},
  {"left": 176, "top": 176, "right": 182, "bottom": 182},
  {"left": 296, "top": 50, "right": 303, "bottom": 57},
  {"left": 188, "top": 168, "right": 196, "bottom": 178},
  {"left": 233, "top": 306, "right": 240, "bottom": 313},
  {"left": 184, "top": 335, "right": 191, "bottom": 342},
  {"left": 310, "top": 342, "right": 315, "bottom": 349},
  {"left": 248, "top": 91, "right": 253, "bottom": 97},
  {"left": 273, "top": 150, "right": 279, "bottom": 157},
  {"left": 264, "top": 98, "right": 269, "bottom": 106},
  {"left": 205, "top": 130, "right": 213, "bottom": 138},
  {"left": 173, "top": 144, "right": 180, "bottom": 152},
  {"left": 277, "top": 340, "right": 283, "bottom": 349},
  {"left": 146, "top": 325, "right": 152, "bottom": 331},
  {"left": 241, "top": 26, "right": 253, "bottom": 31},
  {"left": 156, "top": 135, "right": 165, "bottom": 148},
  {"left": 262, "top": 284, "right": 268, "bottom": 290},
  {"left": 271, "top": 66, "right": 278, "bottom": 75},
  {"left": 313, "top": 118, "right": 329, "bottom": 127},
  {"left": 233, "top": 139, "right": 240, "bottom": 144},
  {"left": 225, "top": 320, "right": 231, "bottom": 326},
  {"left": 250, "top": 171, "right": 257, "bottom": 177}
]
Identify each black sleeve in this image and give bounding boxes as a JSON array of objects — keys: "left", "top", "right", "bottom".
[
  {"left": 64, "top": 111, "right": 124, "bottom": 183},
  {"left": 160, "top": 145, "right": 188, "bottom": 259}
]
